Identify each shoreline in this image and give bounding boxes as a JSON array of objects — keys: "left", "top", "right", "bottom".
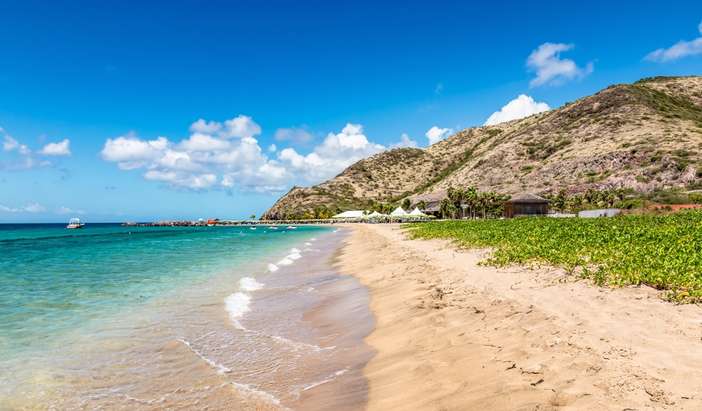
[
  {"left": 1, "top": 226, "right": 375, "bottom": 410},
  {"left": 336, "top": 224, "right": 702, "bottom": 410}
]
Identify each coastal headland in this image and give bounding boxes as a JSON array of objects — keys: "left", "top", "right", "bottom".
[{"left": 336, "top": 223, "right": 702, "bottom": 410}]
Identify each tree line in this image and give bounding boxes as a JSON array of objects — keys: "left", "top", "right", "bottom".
[{"left": 437, "top": 186, "right": 511, "bottom": 219}]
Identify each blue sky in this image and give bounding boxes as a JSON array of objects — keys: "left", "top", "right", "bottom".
[{"left": 1, "top": 1, "right": 701, "bottom": 222}]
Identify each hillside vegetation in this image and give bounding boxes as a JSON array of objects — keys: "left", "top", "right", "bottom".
[{"left": 263, "top": 76, "right": 702, "bottom": 219}]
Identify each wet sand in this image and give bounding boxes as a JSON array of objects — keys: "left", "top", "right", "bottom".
[{"left": 337, "top": 224, "right": 702, "bottom": 410}]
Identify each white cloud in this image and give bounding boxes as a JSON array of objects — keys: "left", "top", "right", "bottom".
[
  {"left": 144, "top": 170, "right": 218, "bottom": 189},
  {"left": 527, "top": 43, "right": 593, "bottom": 87},
  {"left": 2, "top": 134, "right": 19, "bottom": 151},
  {"left": 189, "top": 118, "right": 222, "bottom": 134},
  {"left": 484, "top": 94, "right": 550, "bottom": 126},
  {"left": 278, "top": 123, "right": 385, "bottom": 183},
  {"left": 2, "top": 131, "right": 29, "bottom": 155},
  {"left": 179, "top": 133, "right": 230, "bottom": 152},
  {"left": 0, "top": 202, "right": 46, "bottom": 213},
  {"left": 646, "top": 20, "right": 702, "bottom": 62},
  {"left": 425, "top": 126, "right": 453, "bottom": 145},
  {"left": 0, "top": 127, "right": 53, "bottom": 170},
  {"left": 101, "top": 116, "right": 288, "bottom": 191},
  {"left": 57, "top": 206, "right": 85, "bottom": 215},
  {"left": 101, "top": 134, "right": 169, "bottom": 170},
  {"left": 222, "top": 115, "right": 261, "bottom": 139},
  {"left": 40, "top": 139, "right": 71, "bottom": 156},
  {"left": 275, "top": 127, "right": 313, "bottom": 144},
  {"left": 391, "top": 133, "right": 418, "bottom": 148},
  {"left": 102, "top": 117, "right": 409, "bottom": 192}
]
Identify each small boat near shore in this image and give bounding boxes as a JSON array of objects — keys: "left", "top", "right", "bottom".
[{"left": 66, "top": 218, "right": 85, "bottom": 229}]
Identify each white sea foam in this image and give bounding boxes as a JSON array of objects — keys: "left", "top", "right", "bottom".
[
  {"left": 271, "top": 335, "right": 335, "bottom": 352},
  {"left": 225, "top": 292, "right": 251, "bottom": 330},
  {"left": 302, "top": 368, "right": 349, "bottom": 392},
  {"left": 267, "top": 263, "right": 279, "bottom": 272},
  {"left": 277, "top": 257, "right": 294, "bottom": 266},
  {"left": 288, "top": 252, "right": 302, "bottom": 260},
  {"left": 178, "top": 338, "right": 232, "bottom": 374},
  {"left": 232, "top": 382, "right": 288, "bottom": 410},
  {"left": 304, "top": 242, "right": 312, "bottom": 246},
  {"left": 290, "top": 247, "right": 301, "bottom": 253},
  {"left": 239, "top": 277, "right": 264, "bottom": 292}
]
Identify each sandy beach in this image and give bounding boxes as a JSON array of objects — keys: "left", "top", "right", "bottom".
[{"left": 336, "top": 224, "right": 702, "bottom": 410}]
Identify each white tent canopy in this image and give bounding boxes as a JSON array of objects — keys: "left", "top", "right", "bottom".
[
  {"left": 367, "top": 211, "right": 387, "bottom": 218},
  {"left": 409, "top": 207, "right": 427, "bottom": 216},
  {"left": 390, "top": 207, "right": 408, "bottom": 217},
  {"left": 333, "top": 210, "right": 365, "bottom": 219}
]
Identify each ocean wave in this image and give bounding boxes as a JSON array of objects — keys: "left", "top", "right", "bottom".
[
  {"left": 270, "top": 335, "right": 335, "bottom": 352},
  {"left": 178, "top": 338, "right": 232, "bottom": 374},
  {"left": 239, "top": 277, "right": 264, "bottom": 291},
  {"left": 225, "top": 292, "right": 251, "bottom": 330},
  {"left": 231, "top": 382, "right": 289, "bottom": 410},
  {"left": 267, "top": 263, "right": 279, "bottom": 272},
  {"left": 301, "top": 368, "right": 349, "bottom": 392},
  {"left": 277, "top": 257, "right": 294, "bottom": 266}
]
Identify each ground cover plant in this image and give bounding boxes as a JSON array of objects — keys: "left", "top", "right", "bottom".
[{"left": 406, "top": 212, "right": 702, "bottom": 302}]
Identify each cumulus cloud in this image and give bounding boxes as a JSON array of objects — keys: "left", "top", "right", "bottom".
[
  {"left": 484, "top": 95, "right": 550, "bottom": 126},
  {"left": 646, "top": 20, "right": 702, "bottom": 62},
  {"left": 189, "top": 118, "right": 222, "bottom": 134},
  {"left": 222, "top": 115, "right": 261, "bottom": 139},
  {"left": 275, "top": 127, "right": 313, "bottom": 144},
  {"left": 527, "top": 43, "right": 593, "bottom": 87},
  {"left": 40, "top": 139, "right": 71, "bottom": 156},
  {"left": 390, "top": 133, "right": 418, "bottom": 148},
  {"left": 425, "top": 126, "right": 453, "bottom": 145},
  {"left": 101, "top": 116, "right": 289, "bottom": 191},
  {"left": 101, "top": 134, "right": 169, "bottom": 170},
  {"left": 0, "top": 202, "right": 46, "bottom": 213},
  {"left": 101, "top": 117, "right": 413, "bottom": 193},
  {"left": 278, "top": 123, "right": 385, "bottom": 183}
]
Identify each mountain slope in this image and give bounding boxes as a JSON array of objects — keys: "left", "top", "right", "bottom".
[{"left": 262, "top": 76, "right": 702, "bottom": 219}]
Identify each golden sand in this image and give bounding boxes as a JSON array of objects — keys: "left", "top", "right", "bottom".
[{"left": 336, "top": 224, "right": 702, "bottom": 410}]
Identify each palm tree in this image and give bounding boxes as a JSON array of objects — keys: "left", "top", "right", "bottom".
[
  {"left": 464, "top": 186, "right": 478, "bottom": 219},
  {"left": 439, "top": 198, "right": 456, "bottom": 219},
  {"left": 447, "top": 186, "right": 466, "bottom": 219}
]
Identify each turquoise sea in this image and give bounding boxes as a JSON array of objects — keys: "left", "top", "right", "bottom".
[{"left": 0, "top": 223, "right": 373, "bottom": 409}]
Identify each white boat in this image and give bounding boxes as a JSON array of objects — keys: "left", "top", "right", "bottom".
[
  {"left": 249, "top": 226, "right": 257, "bottom": 230},
  {"left": 286, "top": 226, "right": 297, "bottom": 230},
  {"left": 66, "top": 217, "right": 85, "bottom": 229},
  {"left": 269, "top": 226, "right": 278, "bottom": 230}
]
